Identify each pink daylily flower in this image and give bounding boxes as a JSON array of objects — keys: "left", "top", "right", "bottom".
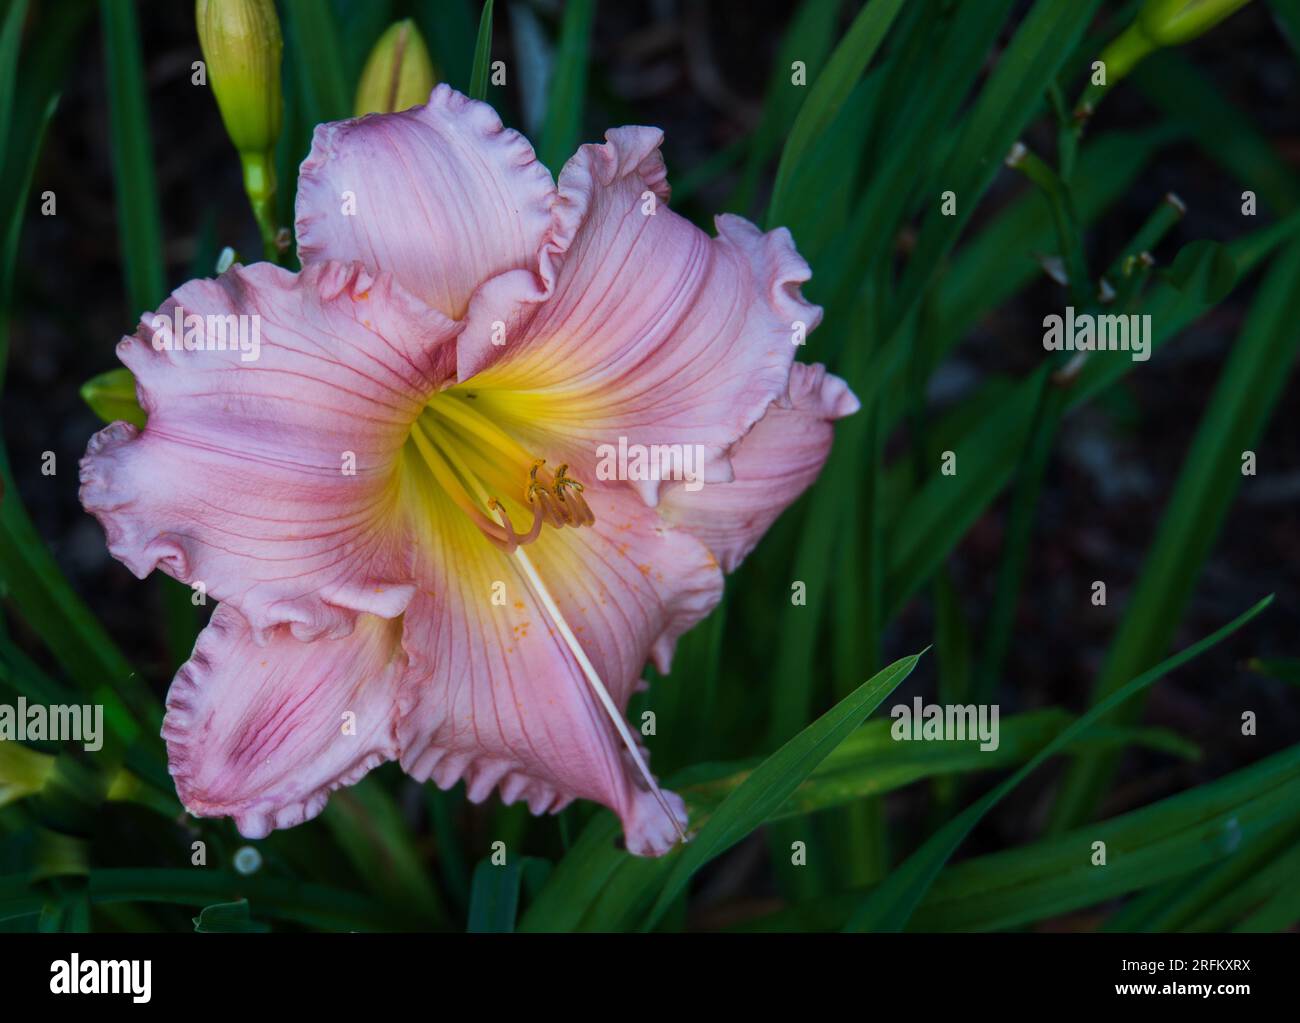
[{"left": 79, "top": 86, "right": 858, "bottom": 856}]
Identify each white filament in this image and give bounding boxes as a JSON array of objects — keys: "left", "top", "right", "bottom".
[{"left": 511, "top": 545, "right": 686, "bottom": 844}]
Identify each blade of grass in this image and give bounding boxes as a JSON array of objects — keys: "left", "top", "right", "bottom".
[
  {"left": 1230, "top": 841, "right": 1300, "bottom": 931},
  {"left": 968, "top": 144, "right": 1092, "bottom": 704},
  {"left": 930, "top": 127, "right": 1179, "bottom": 373},
  {"left": 82, "top": 868, "right": 423, "bottom": 931},
  {"left": 1, "top": 92, "right": 57, "bottom": 390},
  {"left": 535, "top": 0, "right": 593, "bottom": 172},
  {"left": 1246, "top": 657, "right": 1300, "bottom": 685},
  {"left": 0, "top": 84, "right": 153, "bottom": 735},
  {"left": 825, "top": 274, "right": 889, "bottom": 888},
  {"left": 425, "top": 785, "right": 470, "bottom": 910},
  {"left": 688, "top": 710, "right": 1197, "bottom": 821},
  {"left": 767, "top": 0, "right": 906, "bottom": 227},
  {"left": 814, "top": 0, "right": 1021, "bottom": 311},
  {"left": 728, "top": 0, "right": 840, "bottom": 217},
  {"left": 468, "top": 0, "right": 494, "bottom": 101},
  {"left": 1125, "top": 817, "right": 1300, "bottom": 931},
  {"left": 0, "top": 1, "right": 88, "bottom": 218},
  {"left": 466, "top": 856, "right": 521, "bottom": 933},
  {"left": 836, "top": 0, "right": 1102, "bottom": 419},
  {"left": 918, "top": 753, "right": 1300, "bottom": 932},
  {"left": 99, "top": 0, "right": 164, "bottom": 315},
  {"left": 888, "top": 0, "right": 1103, "bottom": 327}
]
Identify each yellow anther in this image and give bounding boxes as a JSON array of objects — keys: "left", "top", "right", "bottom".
[
  {"left": 552, "top": 463, "right": 585, "bottom": 496},
  {"left": 522, "top": 459, "right": 593, "bottom": 530},
  {"left": 526, "top": 459, "right": 548, "bottom": 503}
]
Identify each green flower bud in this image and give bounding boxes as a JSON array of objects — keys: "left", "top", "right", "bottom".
[
  {"left": 1085, "top": 0, "right": 1253, "bottom": 112},
  {"left": 195, "top": 0, "right": 283, "bottom": 156},
  {"left": 353, "top": 19, "right": 438, "bottom": 117},
  {"left": 1139, "top": 0, "right": 1253, "bottom": 48}
]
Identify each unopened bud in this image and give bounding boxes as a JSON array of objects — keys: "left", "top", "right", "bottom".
[
  {"left": 1098, "top": 0, "right": 1253, "bottom": 87},
  {"left": 195, "top": 0, "right": 283, "bottom": 156},
  {"left": 354, "top": 19, "right": 437, "bottom": 117},
  {"left": 1139, "top": 0, "right": 1253, "bottom": 48}
]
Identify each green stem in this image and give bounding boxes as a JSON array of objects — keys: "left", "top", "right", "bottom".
[{"left": 240, "top": 150, "right": 281, "bottom": 262}]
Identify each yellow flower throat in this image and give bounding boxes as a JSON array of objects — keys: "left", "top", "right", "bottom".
[{"left": 407, "top": 388, "right": 595, "bottom": 552}]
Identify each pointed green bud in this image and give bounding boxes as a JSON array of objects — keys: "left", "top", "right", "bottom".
[
  {"left": 354, "top": 19, "right": 438, "bottom": 116},
  {"left": 195, "top": 0, "right": 283, "bottom": 155}
]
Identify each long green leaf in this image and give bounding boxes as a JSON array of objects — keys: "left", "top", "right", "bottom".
[
  {"left": 0, "top": 0, "right": 28, "bottom": 167},
  {"left": 466, "top": 858, "right": 519, "bottom": 933},
  {"left": 844, "top": 596, "right": 1273, "bottom": 931},
  {"left": 737, "top": 740, "right": 1300, "bottom": 932},
  {"left": 99, "top": 0, "right": 164, "bottom": 315},
  {"left": 729, "top": 0, "right": 841, "bottom": 217},
  {"left": 518, "top": 710, "right": 1191, "bottom": 933},
  {"left": 642, "top": 651, "right": 923, "bottom": 929},
  {"left": 767, "top": 0, "right": 906, "bottom": 226},
  {"left": 322, "top": 778, "right": 446, "bottom": 926},
  {"left": 1, "top": 91, "right": 56, "bottom": 389},
  {"left": 81, "top": 868, "right": 421, "bottom": 932},
  {"left": 536, "top": 0, "right": 593, "bottom": 172},
  {"left": 468, "top": 0, "right": 494, "bottom": 101}
]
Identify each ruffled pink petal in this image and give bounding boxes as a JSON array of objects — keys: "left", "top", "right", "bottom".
[
  {"left": 458, "top": 126, "right": 823, "bottom": 507},
  {"left": 162, "top": 603, "right": 407, "bottom": 839},
  {"left": 295, "top": 84, "right": 557, "bottom": 321},
  {"left": 396, "top": 485, "right": 721, "bottom": 856},
  {"left": 79, "top": 261, "right": 459, "bottom": 640},
  {"left": 659, "top": 362, "right": 860, "bottom": 573}
]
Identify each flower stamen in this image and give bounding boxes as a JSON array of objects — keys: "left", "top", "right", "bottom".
[{"left": 413, "top": 402, "right": 596, "bottom": 551}]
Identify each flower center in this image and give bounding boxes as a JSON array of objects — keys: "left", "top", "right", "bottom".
[
  {"left": 401, "top": 388, "right": 686, "bottom": 847},
  {"left": 407, "top": 388, "right": 595, "bottom": 552}
]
